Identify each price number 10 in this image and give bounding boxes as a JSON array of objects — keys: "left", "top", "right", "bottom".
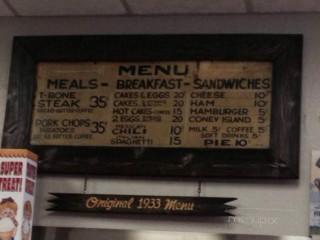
[{"left": 169, "top": 126, "right": 183, "bottom": 145}]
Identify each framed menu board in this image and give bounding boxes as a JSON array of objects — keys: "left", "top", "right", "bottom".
[{"left": 2, "top": 34, "right": 302, "bottom": 178}]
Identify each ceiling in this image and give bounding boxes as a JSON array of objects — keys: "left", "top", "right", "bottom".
[{"left": 0, "top": 0, "right": 320, "bottom": 17}]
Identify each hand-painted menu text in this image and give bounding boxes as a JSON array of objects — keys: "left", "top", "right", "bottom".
[{"left": 30, "top": 61, "right": 272, "bottom": 148}]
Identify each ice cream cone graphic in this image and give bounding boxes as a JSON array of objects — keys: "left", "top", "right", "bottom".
[
  {"left": 0, "top": 218, "right": 15, "bottom": 240},
  {"left": 0, "top": 229, "right": 14, "bottom": 240}
]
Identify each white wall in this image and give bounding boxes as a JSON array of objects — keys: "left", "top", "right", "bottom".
[{"left": 0, "top": 14, "right": 315, "bottom": 237}]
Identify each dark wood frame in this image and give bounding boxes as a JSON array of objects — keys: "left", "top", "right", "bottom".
[{"left": 2, "top": 34, "right": 302, "bottom": 179}]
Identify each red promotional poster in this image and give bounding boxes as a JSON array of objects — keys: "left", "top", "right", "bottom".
[{"left": 0, "top": 149, "right": 37, "bottom": 240}]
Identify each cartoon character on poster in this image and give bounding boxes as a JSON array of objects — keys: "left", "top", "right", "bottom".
[
  {"left": 21, "top": 201, "right": 32, "bottom": 240},
  {"left": 310, "top": 153, "right": 320, "bottom": 234},
  {"left": 0, "top": 198, "right": 18, "bottom": 240}
]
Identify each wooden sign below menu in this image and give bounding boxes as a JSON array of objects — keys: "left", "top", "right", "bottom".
[
  {"left": 48, "top": 193, "right": 236, "bottom": 216},
  {"left": 30, "top": 61, "right": 272, "bottom": 149}
]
